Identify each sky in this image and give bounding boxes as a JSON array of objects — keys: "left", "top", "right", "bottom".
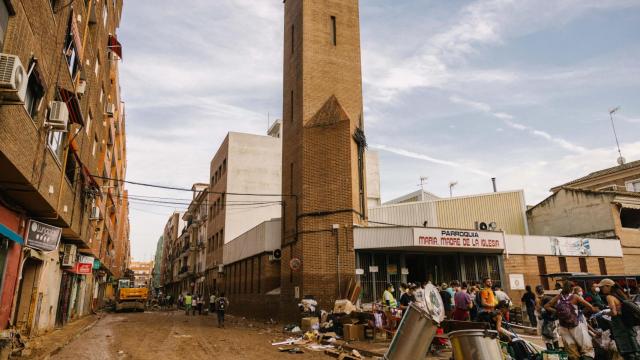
[{"left": 117, "top": 0, "right": 640, "bottom": 261}]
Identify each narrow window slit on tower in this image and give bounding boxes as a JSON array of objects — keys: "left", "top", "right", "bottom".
[
  {"left": 291, "top": 24, "right": 295, "bottom": 54},
  {"left": 331, "top": 16, "right": 337, "bottom": 46},
  {"left": 290, "top": 91, "right": 294, "bottom": 122}
]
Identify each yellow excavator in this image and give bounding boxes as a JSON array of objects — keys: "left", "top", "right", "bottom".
[{"left": 115, "top": 279, "right": 148, "bottom": 312}]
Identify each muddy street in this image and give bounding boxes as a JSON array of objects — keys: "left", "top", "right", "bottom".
[{"left": 49, "top": 311, "right": 329, "bottom": 360}]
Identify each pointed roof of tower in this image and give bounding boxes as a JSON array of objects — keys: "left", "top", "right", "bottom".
[{"left": 305, "top": 95, "right": 351, "bottom": 128}]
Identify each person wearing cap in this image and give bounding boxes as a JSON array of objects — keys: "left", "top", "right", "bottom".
[
  {"left": 598, "top": 278, "right": 640, "bottom": 359},
  {"left": 439, "top": 283, "right": 453, "bottom": 319}
]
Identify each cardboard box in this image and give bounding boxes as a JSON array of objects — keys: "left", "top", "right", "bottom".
[
  {"left": 343, "top": 324, "right": 365, "bottom": 341},
  {"left": 301, "top": 317, "right": 319, "bottom": 331},
  {"left": 334, "top": 299, "right": 357, "bottom": 314}
]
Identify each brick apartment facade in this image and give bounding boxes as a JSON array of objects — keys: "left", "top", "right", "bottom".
[{"left": 0, "top": 0, "right": 130, "bottom": 335}]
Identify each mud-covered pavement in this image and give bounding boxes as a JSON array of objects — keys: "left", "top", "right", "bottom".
[{"left": 50, "top": 311, "right": 329, "bottom": 360}]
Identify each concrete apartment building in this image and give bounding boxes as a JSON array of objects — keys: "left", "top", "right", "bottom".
[
  {"left": 183, "top": 183, "right": 208, "bottom": 296},
  {"left": 205, "top": 122, "right": 283, "bottom": 296},
  {"left": 529, "top": 160, "right": 640, "bottom": 274},
  {"left": 0, "top": 0, "right": 129, "bottom": 335},
  {"left": 160, "top": 212, "right": 185, "bottom": 296},
  {"left": 129, "top": 261, "right": 153, "bottom": 288}
]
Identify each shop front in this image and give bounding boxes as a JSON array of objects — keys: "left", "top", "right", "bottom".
[{"left": 354, "top": 227, "right": 506, "bottom": 303}]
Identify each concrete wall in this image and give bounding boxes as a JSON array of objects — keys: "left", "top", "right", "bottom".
[
  {"left": 223, "top": 219, "right": 280, "bottom": 265},
  {"left": 225, "top": 132, "right": 282, "bottom": 243},
  {"left": 366, "top": 150, "right": 381, "bottom": 208},
  {"left": 504, "top": 255, "right": 625, "bottom": 305},
  {"left": 528, "top": 189, "right": 616, "bottom": 237}
]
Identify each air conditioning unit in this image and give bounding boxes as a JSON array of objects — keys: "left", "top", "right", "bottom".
[
  {"left": 76, "top": 79, "right": 87, "bottom": 95},
  {"left": 46, "top": 101, "right": 69, "bottom": 131},
  {"left": 105, "top": 103, "right": 115, "bottom": 117},
  {"left": 269, "top": 249, "right": 282, "bottom": 262},
  {"left": 89, "top": 206, "right": 101, "bottom": 220},
  {"left": 61, "top": 244, "right": 77, "bottom": 267},
  {"left": 475, "top": 221, "right": 498, "bottom": 231},
  {"left": 0, "top": 53, "right": 28, "bottom": 102},
  {"left": 217, "top": 264, "right": 224, "bottom": 273}
]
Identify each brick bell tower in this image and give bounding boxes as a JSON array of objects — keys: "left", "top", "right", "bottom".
[{"left": 281, "top": 0, "right": 368, "bottom": 311}]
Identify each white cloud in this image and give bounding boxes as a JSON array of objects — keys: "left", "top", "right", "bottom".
[{"left": 371, "top": 144, "right": 492, "bottom": 177}]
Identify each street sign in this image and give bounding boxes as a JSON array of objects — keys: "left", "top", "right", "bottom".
[{"left": 25, "top": 220, "right": 61, "bottom": 252}]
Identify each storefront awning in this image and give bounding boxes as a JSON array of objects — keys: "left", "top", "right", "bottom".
[
  {"left": 107, "top": 35, "right": 122, "bottom": 59},
  {"left": 0, "top": 224, "right": 23, "bottom": 245},
  {"left": 58, "top": 87, "right": 85, "bottom": 127}
]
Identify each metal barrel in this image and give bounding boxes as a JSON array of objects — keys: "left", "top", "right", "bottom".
[
  {"left": 449, "top": 329, "right": 503, "bottom": 360},
  {"left": 384, "top": 304, "right": 438, "bottom": 360}
]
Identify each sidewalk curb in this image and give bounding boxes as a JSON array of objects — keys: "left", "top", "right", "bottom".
[{"left": 40, "top": 314, "right": 102, "bottom": 360}]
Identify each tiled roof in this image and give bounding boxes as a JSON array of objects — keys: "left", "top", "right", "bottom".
[{"left": 553, "top": 159, "right": 640, "bottom": 189}]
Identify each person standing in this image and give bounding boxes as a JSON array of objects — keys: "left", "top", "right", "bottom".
[
  {"left": 598, "top": 279, "right": 640, "bottom": 360},
  {"left": 216, "top": 293, "right": 229, "bottom": 328},
  {"left": 439, "top": 283, "right": 453, "bottom": 319},
  {"left": 453, "top": 282, "right": 472, "bottom": 321},
  {"left": 545, "top": 282, "right": 595, "bottom": 360},
  {"left": 469, "top": 286, "right": 479, "bottom": 321},
  {"left": 583, "top": 282, "right": 605, "bottom": 310},
  {"left": 197, "top": 294, "right": 204, "bottom": 315},
  {"left": 184, "top": 293, "right": 193, "bottom": 315},
  {"left": 521, "top": 285, "right": 537, "bottom": 327},
  {"left": 536, "top": 285, "right": 560, "bottom": 350},
  {"left": 479, "top": 278, "right": 497, "bottom": 313},
  {"left": 382, "top": 283, "right": 398, "bottom": 310},
  {"left": 413, "top": 282, "right": 427, "bottom": 311},
  {"left": 209, "top": 292, "right": 217, "bottom": 314},
  {"left": 399, "top": 285, "right": 416, "bottom": 312}
]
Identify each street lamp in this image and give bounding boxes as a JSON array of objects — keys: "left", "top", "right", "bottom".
[
  {"left": 449, "top": 181, "right": 458, "bottom": 198},
  {"left": 609, "top": 106, "right": 625, "bottom": 165}
]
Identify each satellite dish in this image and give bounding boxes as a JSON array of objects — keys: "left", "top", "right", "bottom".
[
  {"left": 617, "top": 156, "right": 626, "bottom": 165},
  {"left": 479, "top": 222, "right": 488, "bottom": 231}
]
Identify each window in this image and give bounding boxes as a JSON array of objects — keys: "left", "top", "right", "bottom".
[
  {"left": 64, "top": 29, "right": 80, "bottom": 80},
  {"left": 86, "top": 112, "right": 92, "bottom": 134},
  {"left": 559, "top": 257, "right": 568, "bottom": 272},
  {"left": 94, "top": 55, "right": 100, "bottom": 77},
  {"left": 47, "top": 130, "right": 65, "bottom": 160},
  {"left": 0, "top": 0, "right": 9, "bottom": 50},
  {"left": 620, "top": 208, "right": 640, "bottom": 229},
  {"left": 24, "top": 73, "right": 44, "bottom": 119},
  {"left": 537, "top": 256, "right": 549, "bottom": 290},
  {"left": 627, "top": 180, "right": 640, "bottom": 193},
  {"left": 102, "top": 2, "right": 107, "bottom": 27},
  {"left": 65, "top": 150, "right": 77, "bottom": 184},
  {"left": 330, "top": 16, "right": 337, "bottom": 46},
  {"left": 579, "top": 257, "right": 587, "bottom": 273},
  {"left": 598, "top": 258, "right": 607, "bottom": 275},
  {"left": 92, "top": 135, "right": 98, "bottom": 156}
]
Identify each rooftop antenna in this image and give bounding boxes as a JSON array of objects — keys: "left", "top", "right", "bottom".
[
  {"left": 449, "top": 181, "right": 458, "bottom": 198},
  {"left": 609, "top": 107, "right": 625, "bottom": 165},
  {"left": 418, "top": 176, "right": 428, "bottom": 201}
]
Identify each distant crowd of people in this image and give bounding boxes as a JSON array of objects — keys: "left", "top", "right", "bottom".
[
  {"left": 155, "top": 291, "right": 229, "bottom": 328},
  {"left": 381, "top": 277, "right": 640, "bottom": 360}
]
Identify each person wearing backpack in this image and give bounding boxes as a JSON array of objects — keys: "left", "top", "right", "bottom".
[
  {"left": 545, "top": 281, "right": 596, "bottom": 360},
  {"left": 598, "top": 278, "right": 640, "bottom": 360},
  {"left": 216, "top": 293, "right": 229, "bottom": 328}
]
